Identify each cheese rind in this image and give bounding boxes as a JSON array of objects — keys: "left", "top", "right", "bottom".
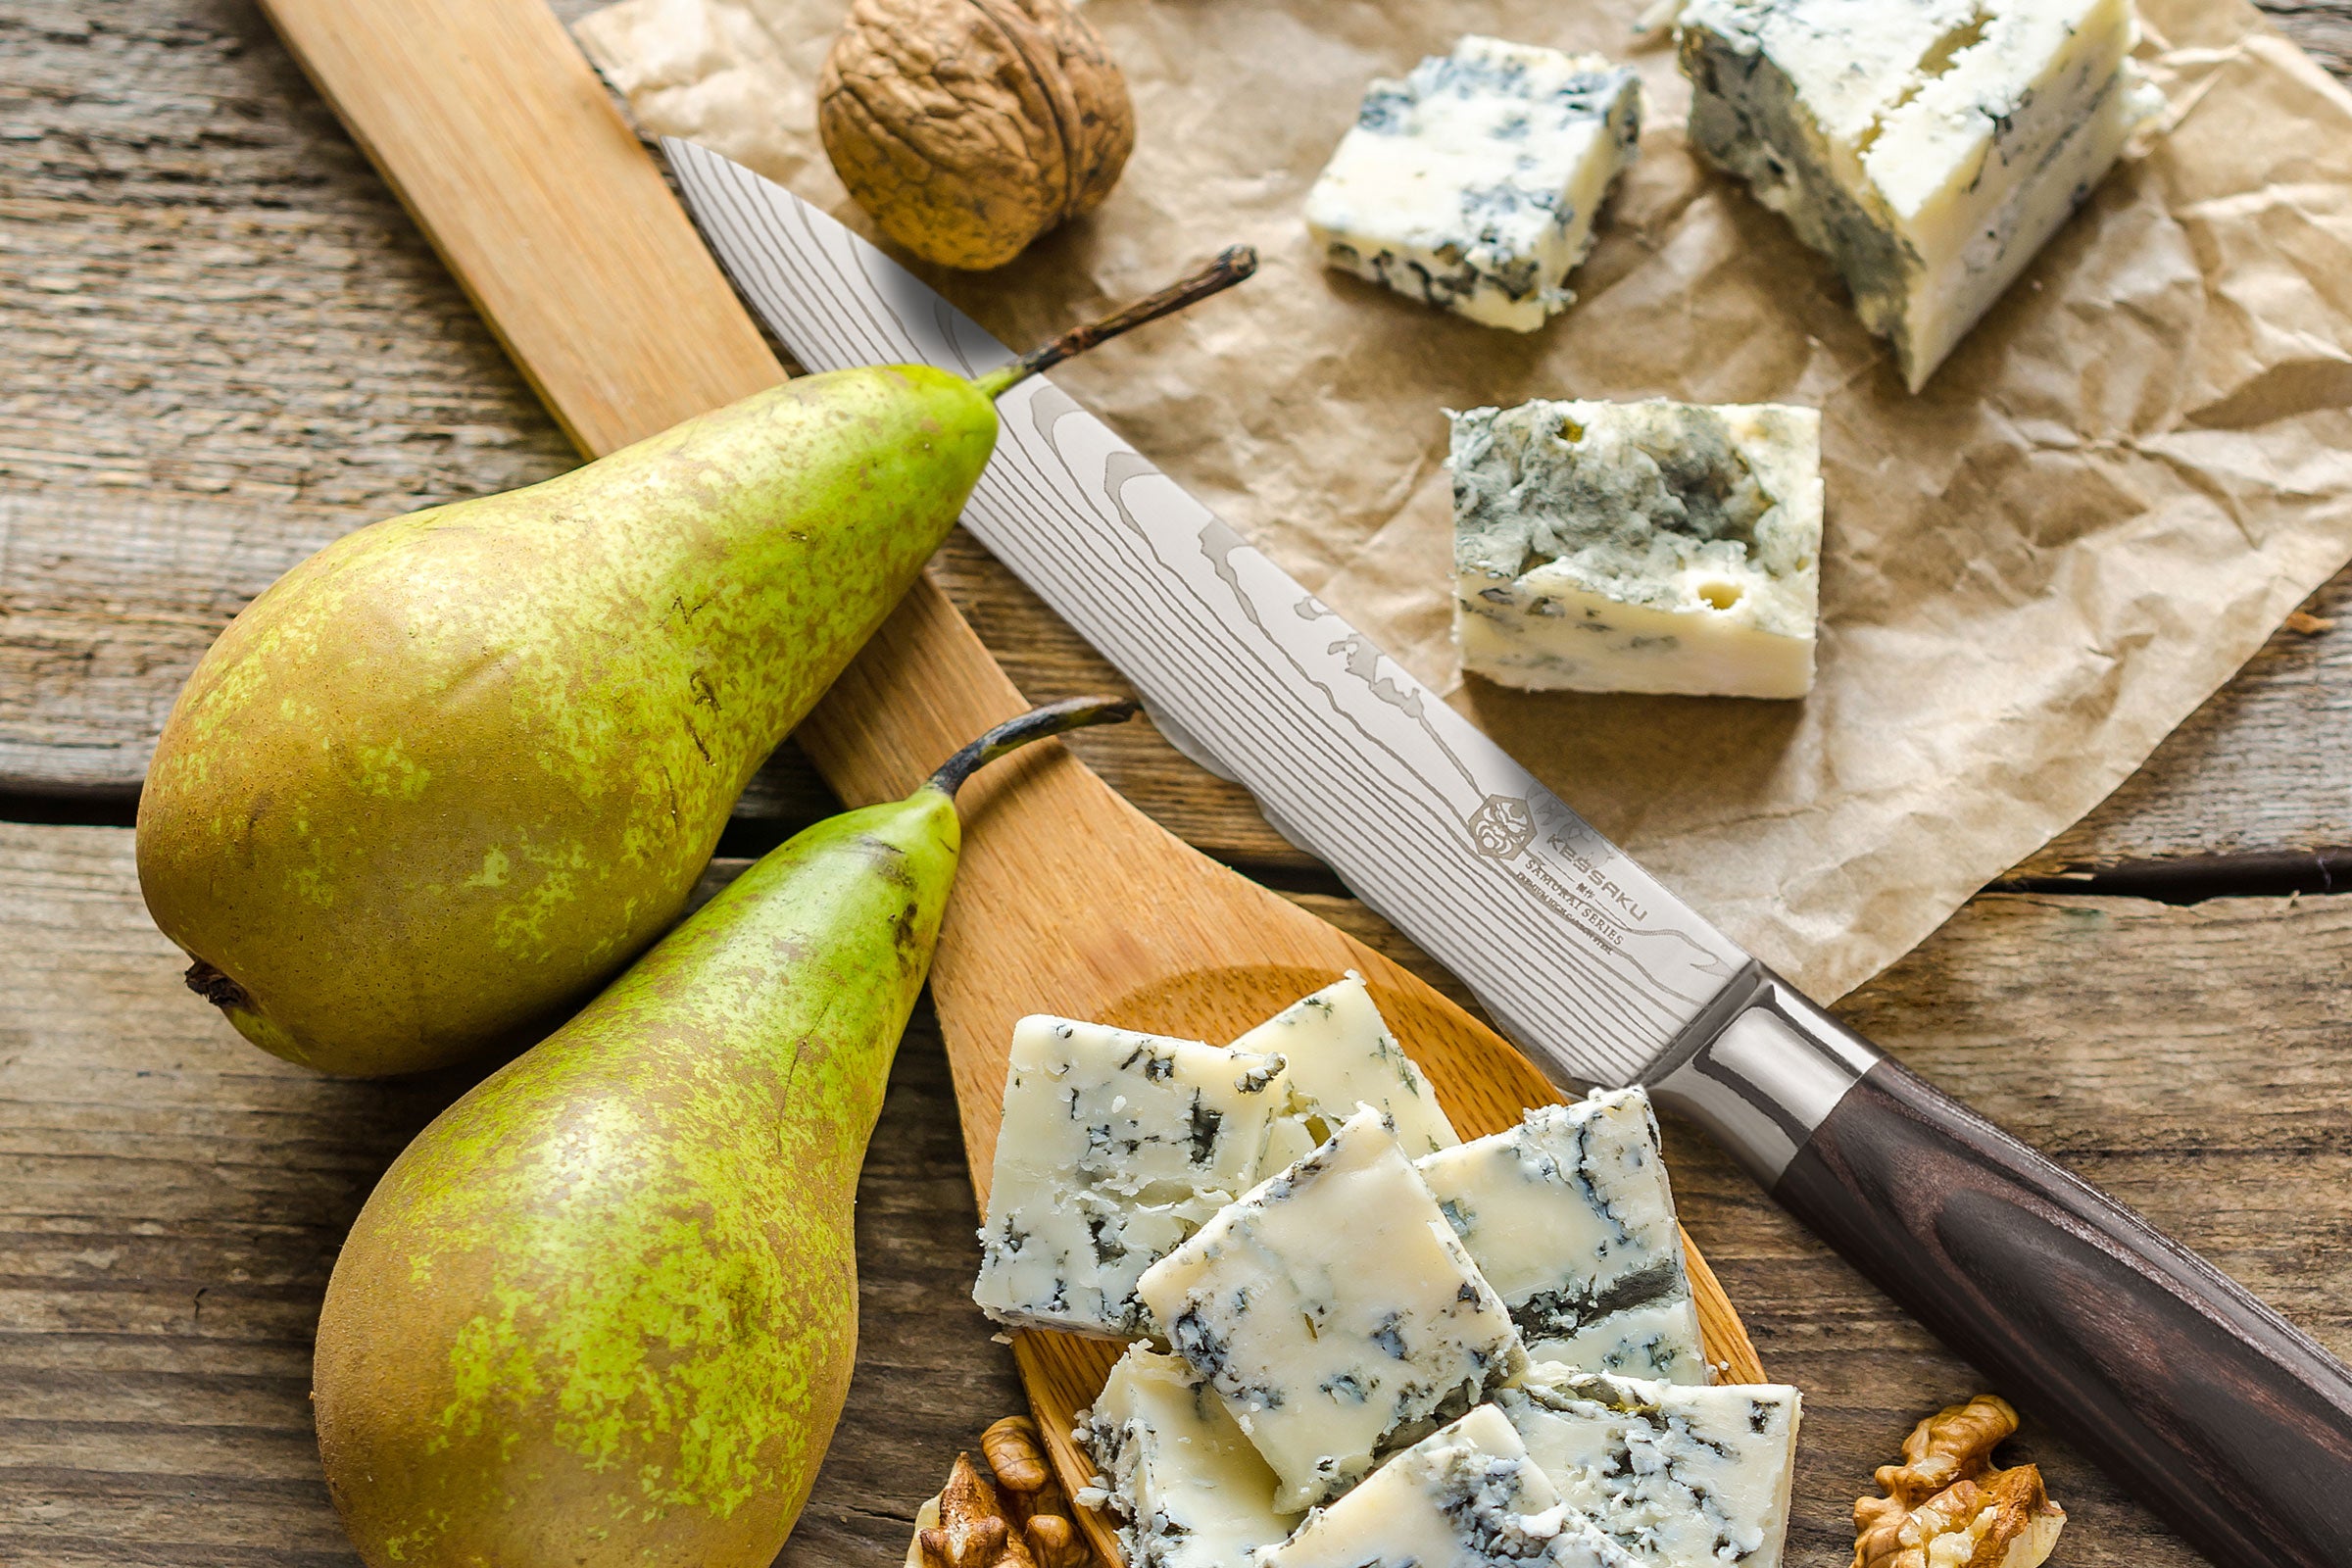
[
  {"left": 1233, "top": 973, "right": 1460, "bottom": 1167},
  {"left": 1304, "top": 36, "right": 1642, "bottom": 332},
  {"left": 1136, "top": 1107, "right": 1526, "bottom": 1510},
  {"left": 1679, "top": 0, "right": 2163, "bottom": 390},
  {"left": 1256, "top": 1405, "right": 1641, "bottom": 1568},
  {"left": 973, "top": 1017, "right": 1292, "bottom": 1338},
  {"left": 1496, "top": 1365, "right": 1802, "bottom": 1568},
  {"left": 1415, "top": 1092, "right": 1706, "bottom": 1385},
  {"left": 1081, "top": 1346, "right": 1303, "bottom": 1568},
  {"left": 1451, "top": 398, "right": 1822, "bottom": 699}
]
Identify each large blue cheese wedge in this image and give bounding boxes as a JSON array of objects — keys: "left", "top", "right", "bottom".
[
  {"left": 1679, "top": 0, "right": 2163, "bottom": 390},
  {"left": 1257, "top": 1405, "right": 1641, "bottom": 1568},
  {"left": 1136, "top": 1106, "right": 1525, "bottom": 1509},
  {"left": 1496, "top": 1366, "right": 1802, "bottom": 1568},
  {"left": 1078, "top": 1346, "right": 1303, "bottom": 1568},
  {"left": 973, "top": 1017, "right": 1293, "bottom": 1338},
  {"left": 1304, "top": 36, "right": 1642, "bottom": 332},
  {"left": 1234, "top": 972, "right": 1461, "bottom": 1168},
  {"left": 1451, "top": 398, "right": 1822, "bottom": 700},
  {"left": 1416, "top": 1092, "right": 1707, "bottom": 1385}
]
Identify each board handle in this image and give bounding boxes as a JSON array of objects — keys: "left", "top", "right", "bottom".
[{"left": 1651, "top": 969, "right": 2352, "bottom": 1568}]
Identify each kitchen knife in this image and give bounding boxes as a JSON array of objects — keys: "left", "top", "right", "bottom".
[{"left": 667, "top": 141, "right": 2352, "bottom": 1566}]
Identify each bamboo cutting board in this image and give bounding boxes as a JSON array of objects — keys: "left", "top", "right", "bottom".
[{"left": 254, "top": 0, "right": 1766, "bottom": 1546}]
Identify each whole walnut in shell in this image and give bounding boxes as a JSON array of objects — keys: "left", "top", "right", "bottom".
[{"left": 818, "top": 0, "right": 1136, "bottom": 270}]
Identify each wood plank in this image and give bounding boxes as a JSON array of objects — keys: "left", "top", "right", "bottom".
[
  {"left": 0, "top": 821, "right": 1022, "bottom": 1568},
  {"left": 0, "top": 0, "right": 581, "bottom": 793},
  {"left": 0, "top": 0, "right": 2347, "bottom": 885},
  {"left": 9, "top": 822, "right": 2352, "bottom": 1566},
  {"left": 2014, "top": 573, "right": 2352, "bottom": 875},
  {"left": 2269, "top": 0, "right": 2352, "bottom": 74}
]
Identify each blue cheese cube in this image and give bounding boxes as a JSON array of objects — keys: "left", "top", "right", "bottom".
[
  {"left": 1680, "top": 0, "right": 2163, "bottom": 390},
  {"left": 1304, "top": 36, "right": 1642, "bottom": 332},
  {"left": 1416, "top": 1092, "right": 1707, "bottom": 1385},
  {"left": 973, "top": 1017, "right": 1293, "bottom": 1338},
  {"left": 1256, "top": 1405, "right": 1640, "bottom": 1568},
  {"left": 1080, "top": 1346, "right": 1303, "bottom": 1568},
  {"left": 1233, "top": 972, "right": 1460, "bottom": 1169},
  {"left": 1496, "top": 1366, "right": 1802, "bottom": 1568},
  {"left": 1451, "top": 398, "right": 1822, "bottom": 700},
  {"left": 1136, "top": 1107, "right": 1526, "bottom": 1509}
]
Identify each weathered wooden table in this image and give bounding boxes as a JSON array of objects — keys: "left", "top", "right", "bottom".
[{"left": 6, "top": 3, "right": 2352, "bottom": 1565}]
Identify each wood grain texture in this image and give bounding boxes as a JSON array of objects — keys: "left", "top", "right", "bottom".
[
  {"left": 1777, "top": 1055, "right": 2352, "bottom": 1568},
  {"left": 0, "top": 0, "right": 2344, "bottom": 883},
  {"left": 2266, "top": 0, "right": 2352, "bottom": 74},
  {"left": 256, "top": 0, "right": 780, "bottom": 457},
  {"left": 0, "top": 823, "right": 1022, "bottom": 1568},
  {"left": 9, "top": 830, "right": 2352, "bottom": 1568}
]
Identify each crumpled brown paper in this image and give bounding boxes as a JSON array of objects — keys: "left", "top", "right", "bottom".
[{"left": 577, "top": 0, "right": 2352, "bottom": 1003}]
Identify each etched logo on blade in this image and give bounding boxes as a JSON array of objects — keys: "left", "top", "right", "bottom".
[{"left": 1467, "top": 795, "right": 1536, "bottom": 861}]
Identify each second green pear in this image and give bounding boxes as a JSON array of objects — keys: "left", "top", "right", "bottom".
[
  {"left": 310, "top": 697, "right": 1134, "bottom": 1568},
  {"left": 136, "top": 366, "right": 995, "bottom": 1077}
]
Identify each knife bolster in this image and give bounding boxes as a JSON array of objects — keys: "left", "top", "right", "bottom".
[{"left": 1644, "top": 963, "right": 1882, "bottom": 1185}]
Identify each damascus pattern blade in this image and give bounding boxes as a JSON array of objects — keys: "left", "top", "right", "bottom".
[{"left": 667, "top": 139, "right": 1752, "bottom": 1087}]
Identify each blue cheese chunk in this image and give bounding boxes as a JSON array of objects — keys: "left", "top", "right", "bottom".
[
  {"left": 1234, "top": 972, "right": 1460, "bottom": 1169},
  {"left": 1304, "top": 36, "right": 1642, "bottom": 332},
  {"left": 1680, "top": 0, "right": 2163, "bottom": 390},
  {"left": 1416, "top": 1092, "right": 1706, "bottom": 1386},
  {"left": 1257, "top": 1405, "right": 1640, "bottom": 1568},
  {"left": 1080, "top": 1346, "right": 1303, "bottom": 1568},
  {"left": 973, "top": 1017, "right": 1292, "bottom": 1338},
  {"left": 1136, "top": 1106, "right": 1526, "bottom": 1510},
  {"left": 1497, "top": 1366, "right": 1802, "bottom": 1568},
  {"left": 1451, "top": 398, "right": 1822, "bottom": 700}
]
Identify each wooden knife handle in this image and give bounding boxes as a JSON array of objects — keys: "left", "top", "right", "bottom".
[
  {"left": 1654, "top": 968, "right": 2352, "bottom": 1566},
  {"left": 1780, "top": 1056, "right": 2352, "bottom": 1566}
]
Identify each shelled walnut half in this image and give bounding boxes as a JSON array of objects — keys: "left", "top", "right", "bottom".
[
  {"left": 910, "top": 1416, "right": 1094, "bottom": 1568},
  {"left": 1854, "top": 1395, "right": 2065, "bottom": 1568},
  {"left": 819, "top": 0, "right": 1135, "bottom": 270}
]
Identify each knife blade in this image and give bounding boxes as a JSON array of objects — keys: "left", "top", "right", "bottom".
[{"left": 667, "top": 140, "right": 2352, "bottom": 1566}]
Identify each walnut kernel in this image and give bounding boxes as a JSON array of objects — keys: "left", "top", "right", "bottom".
[
  {"left": 1853, "top": 1395, "right": 2065, "bottom": 1568},
  {"left": 911, "top": 1421, "right": 1095, "bottom": 1568},
  {"left": 818, "top": 0, "right": 1135, "bottom": 270}
]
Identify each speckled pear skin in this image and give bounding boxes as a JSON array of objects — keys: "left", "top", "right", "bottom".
[
  {"left": 135, "top": 364, "right": 995, "bottom": 1078},
  {"left": 312, "top": 786, "right": 960, "bottom": 1568}
]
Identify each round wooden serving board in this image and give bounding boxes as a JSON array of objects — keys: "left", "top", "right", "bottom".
[
  {"left": 825, "top": 592, "right": 1774, "bottom": 1558},
  {"left": 980, "top": 941, "right": 1767, "bottom": 1563}
]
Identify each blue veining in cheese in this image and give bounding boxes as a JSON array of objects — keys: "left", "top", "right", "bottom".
[
  {"left": 1234, "top": 973, "right": 1460, "bottom": 1169},
  {"left": 974, "top": 1017, "right": 1292, "bottom": 1338},
  {"left": 1416, "top": 1092, "right": 1707, "bottom": 1386},
  {"left": 1305, "top": 35, "right": 1642, "bottom": 332},
  {"left": 1497, "top": 1366, "right": 1802, "bottom": 1568},
  {"left": 1081, "top": 1346, "right": 1303, "bottom": 1568},
  {"left": 1255, "top": 1405, "right": 1641, "bottom": 1568},
  {"left": 1136, "top": 1106, "right": 1526, "bottom": 1510},
  {"left": 1450, "top": 398, "right": 1822, "bottom": 700},
  {"left": 1679, "top": 0, "right": 2163, "bottom": 390}
]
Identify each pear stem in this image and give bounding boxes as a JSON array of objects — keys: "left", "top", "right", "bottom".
[
  {"left": 970, "top": 247, "right": 1259, "bottom": 401},
  {"left": 928, "top": 696, "right": 1140, "bottom": 798}
]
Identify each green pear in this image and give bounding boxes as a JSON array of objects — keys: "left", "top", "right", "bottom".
[
  {"left": 134, "top": 247, "right": 1253, "bottom": 1078},
  {"left": 312, "top": 697, "right": 1134, "bottom": 1568},
  {"left": 136, "top": 366, "right": 989, "bottom": 1079}
]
